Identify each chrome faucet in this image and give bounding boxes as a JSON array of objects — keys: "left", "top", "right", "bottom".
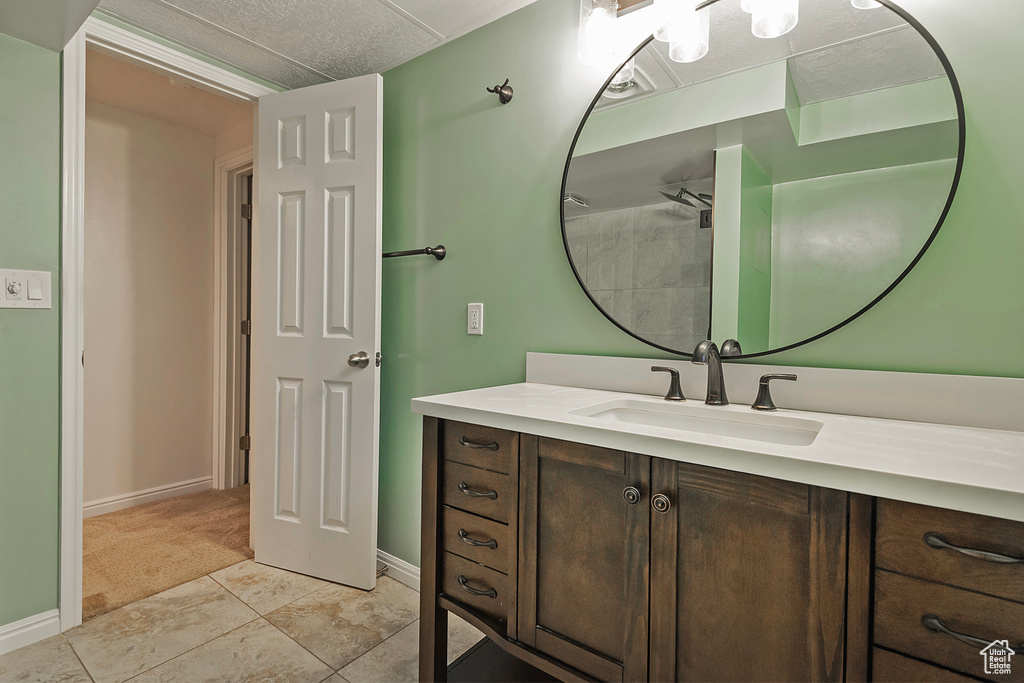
[{"left": 691, "top": 340, "right": 728, "bottom": 405}]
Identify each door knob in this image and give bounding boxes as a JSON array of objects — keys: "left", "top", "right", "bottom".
[{"left": 347, "top": 351, "right": 370, "bottom": 368}]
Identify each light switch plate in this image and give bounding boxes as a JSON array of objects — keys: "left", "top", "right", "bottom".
[
  {"left": 0, "top": 269, "right": 52, "bottom": 309},
  {"left": 467, "top": 303, "right": 483, "bottom": 335}
]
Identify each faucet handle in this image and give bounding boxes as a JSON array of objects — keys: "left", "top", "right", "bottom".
[
  {"left": 651, "top": 366, "right": 685, "bottom": 402},
  {"left": 721, "top": 339, "right": 742, "bottom": 357},
  {"left": 751, "top": 374, "right": 797, "bottom": 411}
]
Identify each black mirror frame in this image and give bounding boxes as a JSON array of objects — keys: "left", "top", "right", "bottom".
[{"left": 559, "top": 0, "right": 966, "bottom": 359}]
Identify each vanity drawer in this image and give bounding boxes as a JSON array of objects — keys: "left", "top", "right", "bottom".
[
  {"left": 443, "top": 421, "right": 516, "bottom": 474},
  {"left": 442, "top": 460, "right": 511, "bottom": 523},
  {"left": 442, "top": 506, "right": 510, "bottom": 574},
  {"left": 874, "top": 569, "right": 1024, "bottom": 681},
  {"left": 877, "top": 498, "right": 1024, "bottom": 602},
  {"left": 442, "top": 551, "right": 510, "bottom": 624},
  {"left": 872, "top": 647, "right": 979, "bottom": 682}
]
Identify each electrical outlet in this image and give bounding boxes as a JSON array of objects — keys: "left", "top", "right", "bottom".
[{"left": 467, "top": 303, "right": 483, "bottom": 335}]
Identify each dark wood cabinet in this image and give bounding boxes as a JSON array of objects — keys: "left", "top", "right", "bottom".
[
  {"left": 649, "top": 459, "right": 850, "bottom": 682},
  {"left": 517, "top": 436, "right": 650, "bottom": 682},
  {"left": 872, "top": 498, "right": 1024, "bottom": 682},
  {"left": 419, "top": 417, "right": 1022, "bottom": 683}
]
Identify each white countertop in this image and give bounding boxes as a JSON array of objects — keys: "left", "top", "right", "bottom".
[{"left": 412, "top": 382, "right": 1024, "bottom": 523}]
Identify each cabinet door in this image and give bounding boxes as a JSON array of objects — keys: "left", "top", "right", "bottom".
[
  {"left": 649, "top": 459, "right": 849, "bottom": 682},
  {"left": 518, "top": 435, "right": 650, "bottom": 682}
]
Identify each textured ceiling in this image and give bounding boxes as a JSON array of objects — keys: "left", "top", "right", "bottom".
[
  {"left": 95, "top": 0, "right": 540, "bottom": 89},
  {"left": 86, "top": 47, "right": 253, "bottom": 137}
]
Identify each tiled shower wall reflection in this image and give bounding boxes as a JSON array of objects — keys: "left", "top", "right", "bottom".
[{"left": 565, "top": 201, "right": 712, "bottom": 353}]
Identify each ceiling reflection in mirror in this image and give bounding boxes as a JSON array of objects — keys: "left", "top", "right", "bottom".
[{"left": 563, "top": 0, "right": 962, "bottom": 357}]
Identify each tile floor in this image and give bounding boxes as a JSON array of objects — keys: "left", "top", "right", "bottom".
[{"left": 0, "top": 560, "right": 483, "bottom": 683}]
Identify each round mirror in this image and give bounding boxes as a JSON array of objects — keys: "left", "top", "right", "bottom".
[{"left": 562, "top": 0, "right": 964, "bottom": 358}]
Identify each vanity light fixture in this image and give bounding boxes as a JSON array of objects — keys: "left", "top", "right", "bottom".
[
  {"left": 749, "top": 0, "right": 799, "bottom": 39},
  {"left": 851, "top": 0, "right": 882, "bottom": 8},
  {"left": 579, "top": 0, "right": 802, "bottom": 72},
  {"left": 578, "top": 0, "right": 630, "bottom": 70},
  {"left": 694, "top": 0, "right": 799, "bottom": 38},
  {"left": 653, "top": 0, "right": 710, "bottom": 63}
]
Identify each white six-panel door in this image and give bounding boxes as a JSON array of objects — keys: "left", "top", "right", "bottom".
[{"left": 253, "top": 73, "right": 382, "bottom": 589}]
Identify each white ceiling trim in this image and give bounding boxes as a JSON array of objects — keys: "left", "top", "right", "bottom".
[
  {"left": 92, "top": 7, "right": 320, "bottom": 90},
  {"left": 83, "top": 15, "right": 275, "bottom": 101}
]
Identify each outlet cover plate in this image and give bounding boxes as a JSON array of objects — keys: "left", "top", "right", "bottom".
[{"left": 467, "top": 303, "right": 483, "bottom": 335}]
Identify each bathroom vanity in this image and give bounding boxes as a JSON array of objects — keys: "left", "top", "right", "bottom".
[{"left": 414, "top": 357, "right": 1024, "bottom": 683}]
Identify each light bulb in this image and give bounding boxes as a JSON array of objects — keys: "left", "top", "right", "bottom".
[
  {"left": 609, "top": 58, "right": 636, "bottom": 87},
  {"left": 654, "top": 0, "right": 710, "bottom": 62},
  {"left": 578, "top": 0, "right": 622, "bottom": 67},
  {"left": 851, "top": 0, "right": 882, "bottom": 8},
  {"left": 751, "top": 0, "right": 799, "bottom": 39}
]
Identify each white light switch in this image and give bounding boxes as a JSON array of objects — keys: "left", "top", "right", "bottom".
[
  {"left": 0, "top": 269, "right": 51, "bottom": 309},
  {"left": 467, "top": 303, "right": 483, "bottom": 335}
]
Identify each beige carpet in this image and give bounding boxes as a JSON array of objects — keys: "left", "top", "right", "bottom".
[{"left": 83, "top": 485, "right": 253, "bottom": 620}]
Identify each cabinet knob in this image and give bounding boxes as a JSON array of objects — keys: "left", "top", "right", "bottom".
[
  {"left": 652, "top": 493, "right": 672, "bottom": 513},
  {"left": 623, "top": 486, "right": 641, "bottom": 505}
]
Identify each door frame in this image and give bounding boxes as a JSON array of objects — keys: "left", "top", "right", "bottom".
[
  {"left": 212, "top": 152, "right": 254, "bottom": 490},
  {"left": 60, "top": 16, "right": 274, "bottom": 631}
]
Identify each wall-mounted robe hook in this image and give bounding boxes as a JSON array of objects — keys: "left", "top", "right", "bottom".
[{"left": 486, "top": 78, "right": 513, "bottom": 104}]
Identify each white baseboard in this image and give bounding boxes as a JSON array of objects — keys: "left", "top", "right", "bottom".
[
  {"left": 83, "top": 476, "right": 213, "bottom": 518},
  {"left": 0, "top": 609, "right": 60, "bottom": 656},
  {"left": 377, "top": 549, "right": 420, "bottom": 592}
]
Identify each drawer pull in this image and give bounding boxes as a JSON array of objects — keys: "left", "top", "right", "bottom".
[
  {"left": 458, "top": 575, "right": 497, "bottom": 598},
  {"left": 458, "top": 528, "right": 497, "bottom": 549},
  {"left": 458, "top": 436, "right": 499, "bottom": 451},
  {"left": 458, "top": 482, "right": 498, "bottom": 499},
  {"left": 924, "top": 532, "right": 1024, "bottom": 564},
  {"left": 922, "top": 614, "right": 1018, "bottom": 650}
]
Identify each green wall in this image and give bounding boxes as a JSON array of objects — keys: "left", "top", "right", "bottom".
[
  {"left": 769, "top": 159, "right": 956, "bottom": 350},
  {"left": 737, "top": 148, "right": 772, "bottom": 351},
  {"left": 0, "top": 32, "right": 61, "bottom": 626},
  {"left": 380, "top": 0, "right": 1024, "bottom": 567}
]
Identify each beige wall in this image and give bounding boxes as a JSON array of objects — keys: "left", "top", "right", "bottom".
[
  {"left": 215, "top": 117, "right": 254, "bottom": 158},
  {"left": 83, "top": 100, "right": 220, "bottom": 508}
]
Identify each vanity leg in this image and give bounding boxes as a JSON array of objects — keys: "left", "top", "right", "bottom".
[{"left": 419, "top": 416, "right": 448, "bottom": 682}]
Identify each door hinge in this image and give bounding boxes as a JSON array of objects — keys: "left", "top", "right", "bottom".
[
  {"left": 239, "top": 434, "right": 251, "bottom": 451},
  {"left": 241, "top": 319, "right": 252, "bottom": 335},
  {"left": 241, "top": 204, "right": 253, "bottom": 220}
]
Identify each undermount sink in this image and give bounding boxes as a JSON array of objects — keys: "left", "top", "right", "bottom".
[{"left": 570, "top": 399, "right": 823, "bottom": 447}]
